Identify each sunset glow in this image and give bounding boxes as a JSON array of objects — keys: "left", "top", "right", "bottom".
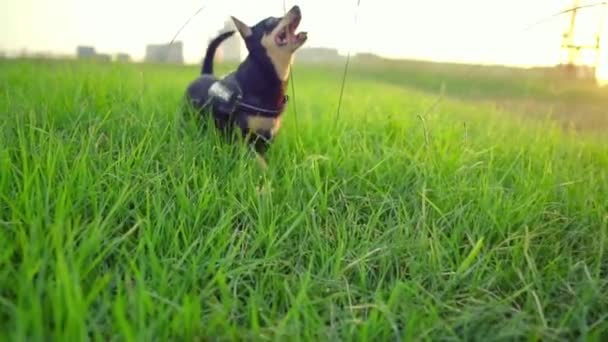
[{"left": 1, "top": 0, "right": 606, "bottom": 74}]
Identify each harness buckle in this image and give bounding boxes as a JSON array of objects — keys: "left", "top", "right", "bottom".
[{"left": 208, "top": 81, "right": 241, "bottom": 114}]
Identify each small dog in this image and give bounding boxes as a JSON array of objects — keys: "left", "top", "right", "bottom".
[{"left": 185, "top": 5, "right": 307, "bottom": 165}]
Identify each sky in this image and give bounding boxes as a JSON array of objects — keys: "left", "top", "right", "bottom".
[{"left": 1, "top": 0, "right": 606, "bottom": 68}]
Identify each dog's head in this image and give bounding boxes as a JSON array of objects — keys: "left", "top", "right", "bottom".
[{"left": 231, "top": 5, "right": 307, "bottom": 81}]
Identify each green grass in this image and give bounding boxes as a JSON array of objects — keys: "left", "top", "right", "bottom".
[
  {"left": 1, "top": 58, "right": 607, "bottom": 341},
  {"left": 346, "top": 56, "right": 608, "bottom": 132}
]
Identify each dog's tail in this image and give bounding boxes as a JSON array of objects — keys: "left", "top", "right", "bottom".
[{"left": 201, "top": 30, "right": 236, "bottom": 75}]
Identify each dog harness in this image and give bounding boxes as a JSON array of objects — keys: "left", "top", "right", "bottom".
[{"left": 207, "top": 79, "right": 288, "bottom": 117}]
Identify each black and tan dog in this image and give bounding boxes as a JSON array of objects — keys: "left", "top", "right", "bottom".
[{"left": 185, "top": 5, "right": 307, "bottom": 166}]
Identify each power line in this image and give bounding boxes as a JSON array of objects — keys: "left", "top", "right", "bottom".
[
  {"left": 169, "top": 4, "right": 207, "bottom": 46},
  {"left": 523, "top": 1, "right": 607, "bottom": 32}
]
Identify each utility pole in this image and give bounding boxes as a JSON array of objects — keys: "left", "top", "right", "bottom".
[
  {"left": 595, "top": 2, "right": 606, "bottom": 68},
  {"left": 560, "top": 0, "right": 605, "bottom": 79},
  {"left": 562, "top": 0, "right": 582, "bottom": 66}
]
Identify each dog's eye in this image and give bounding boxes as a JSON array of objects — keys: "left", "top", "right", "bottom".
[{"left": 264, "top": 18, "right": 279, "bottom": 31}]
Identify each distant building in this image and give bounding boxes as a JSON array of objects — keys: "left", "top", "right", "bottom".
[
  {"left": 77, "top": 46, "right": 96, "bottom": 58},
  {"left": 354, "top": 52, "right": 383, "bottom": 62},
  {"left": 76, "top": 46, "right": 112, "bottom": 62},
  {"left": 145, "top": 41, "right": 184, "bottom": 64},
  {"left": 94, "top": 53, "right": 112, "bottom": 62},
  {"left": 115, "top": 53, "right": 131, "bottom": 63},
  {"left": 295, "top": 47, "right": 343, "bottom": 64},
  {"left": 213, "top": 20, "right": 242, "bottom": 62}
]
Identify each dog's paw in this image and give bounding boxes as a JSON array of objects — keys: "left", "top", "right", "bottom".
[
  {"left": 256, "top": 181, "right": 273, "bottom": 195},
  {"left": 254, "top": 152, "right": 268, "bottom": 171}
]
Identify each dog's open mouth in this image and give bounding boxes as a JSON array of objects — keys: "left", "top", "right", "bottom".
[{"left": 276, "top": 14, "right": 307, "bottom": 46}]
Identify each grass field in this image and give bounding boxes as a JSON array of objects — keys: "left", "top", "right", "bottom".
[{"left": 1, "top": 57, "right": 607, "bottom": 341}]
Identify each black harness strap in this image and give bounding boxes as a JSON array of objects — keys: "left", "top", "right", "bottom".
[
  {"left": 208, "top": 79, "right": 288, "bottom": 117},
  {"left": 237, "top": 95, "right": 289, "bottom": 116}
]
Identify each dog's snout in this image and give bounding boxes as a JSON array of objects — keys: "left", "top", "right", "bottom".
[{"left": 290, "top": 5, "right": 301, "bottom": 16}]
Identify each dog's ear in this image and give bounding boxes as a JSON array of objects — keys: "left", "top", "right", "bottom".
[{"left": 231, "top": 16, "right": 252, "bottom": 38}]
